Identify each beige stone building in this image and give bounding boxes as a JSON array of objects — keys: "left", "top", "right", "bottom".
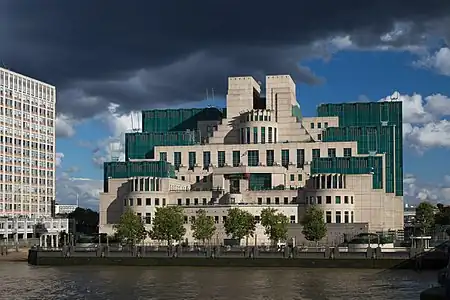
[{"left": 100, "top": 75, "right": 404, "bottom": 245}]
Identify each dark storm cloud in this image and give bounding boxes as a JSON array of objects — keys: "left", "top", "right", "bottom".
[{"left": 2, "top": 0, "right": 450, "bottom": 118}]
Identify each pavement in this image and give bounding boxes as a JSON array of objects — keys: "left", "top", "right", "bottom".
[{"left": 0, "top": 248, "right": 29, "bottom": 262}]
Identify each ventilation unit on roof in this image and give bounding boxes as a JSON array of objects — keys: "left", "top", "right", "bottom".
[{"left": 381, "top": 121, "right": 388, "bottom": 126}]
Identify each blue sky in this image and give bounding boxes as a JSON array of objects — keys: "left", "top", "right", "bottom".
[{"left": 55, "top": 47, "right": 450, "bottom": 208}]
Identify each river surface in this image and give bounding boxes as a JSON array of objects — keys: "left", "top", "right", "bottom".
[{"left": 0, "top": 262, "right": 436, "bottom": 299}]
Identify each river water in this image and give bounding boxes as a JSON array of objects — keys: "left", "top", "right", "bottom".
[{"left": 0, "top": 262, "right": 435, "bottom": 299}]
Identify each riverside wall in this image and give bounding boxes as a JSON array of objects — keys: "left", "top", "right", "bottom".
[{"left": 28, "top": 246, "right": 449, "bottom": 270}]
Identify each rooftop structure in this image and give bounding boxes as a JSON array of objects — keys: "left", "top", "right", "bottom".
[{"left": 99, "top": 75, "right": 404, "bottom": 245}]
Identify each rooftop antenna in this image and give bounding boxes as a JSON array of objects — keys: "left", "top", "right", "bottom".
[
  {"left": 130, "top": 111, "right": 139, "bottom": 132},
  {"left": 390, "top": 91, "right": 399, "bottom": 101}
]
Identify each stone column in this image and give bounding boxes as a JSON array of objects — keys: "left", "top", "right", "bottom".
[
  {"left": 44, "top": 235, "right": 48, "bottom": 248},
  {"left": 56, "top": 234, "right": 59, "bottom": 248},
  {"left": 50, "top": 235, "right": 54, "bottom": 248}
]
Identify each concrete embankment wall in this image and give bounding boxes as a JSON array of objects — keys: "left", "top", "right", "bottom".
[{"left": 28, "top": 247, "right": 448, "bottom": 270}]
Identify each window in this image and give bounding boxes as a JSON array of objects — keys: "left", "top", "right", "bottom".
[
  {"left": 247, "top": 150, "right": 259, "bottom": 166},
  {"left": 281, "top": 149, "right": 289, "bottom": 168},
  {"left": 290, "top": 174, "right": 295, "bottom": 181},
  {"left": 160, "top": 152, "right": 167, "bottom": 161},
  {"left": 335, "top": 211, "right": 341, "bottom": 223},
  {"left": 145, "top": 213, "right": 151, "bottom": 224},
  {"left": 184, "top": 216, "right": 188, "bottom": 224},
  {"left": 196, "top": 176, "right": 200, "bottom": 183},
  {"left": 218, "top": 151, "right": 225, "bottom": 167},
  {"left": 292, "top": 196, "right": 297, "bottom": 203},
  {"left": 258, "top": 197, "right": 262, "bottom": 205},
  {"left": 266, "top": 197, "right": 271, "bottom": 204},
  {"left": 290, "top": 215, "right": 296, "bottom": 223},
  {"left": 253, "top": 127, "right": 258, "bottom": 143},
  {"left": 298, "top": 174, "right": 302, "bottom": 181},
  {"left": 326, "top": 196, "right": 331, "bottom": 204},
  {"left": 255, "top": 216, "right": 261, "bottom": 223},
  {"left": 274, "top": 128, "right": 277, "bottom": 143},
  {"left": 123, "top": 199, "right": 127, "bottom": 206},
  {"left": 268, "top": 127, "right": 273, "bottom": 143},
  {"left": 144, "top": 178, "right": 150, "bottom": 191},
  {"left": 174, "top": 152, "right": 181, "bottom": 169},
  {"left": 344, "top": 148, "right": 352, "bottom": 157},
  {"left": 344, "top": 196, "right": 349, "bottom": 204},
  {"left": 312, "top": 149, "right": 320, "bottom": 159},
  {"left": 214, "top": 216, "right": 219, "bottom": 224},
  {"left": 351, "top": 196, "right": 354, "bottom": 204},
  {"left": 266, "top": 150, "right": 274, "bottom": 166},
  {"left": 146, "top": 198, "right": 151, "bottom": 206},
  {"left": 177, "top": 198, "right": 182, "bottom": 205},
  {"left": 275, "top": 197, "right": 280, "bottom": 204},
  {"left": 317, "top": 196, "right": 322, "bottom": 204},
  {"left": 139, "top": 178, "right": 144, "bottom": 191},
  {"left": 310, "top": 122, "right": 314, "bottom": 129},
  {"left": 283, "top": 197, "right": 289, "bottom": 204},
  {"left": 203, "top": 151, "right": 211, "bottom": 169},
  {"left": 222, "top": 216, "right": 227, "bottom": 223},
  {"left": 240, "top": 128, "right": 245, "bottom": 143},
  {"left": 188, "top": 151, "right": 196, "bottom": 169},
  {"left": 194, "top": 198, "right": 199, "bottom": 205},
  {"left": 344, "top": 211, "right": 349, "bottom": 223},
  {"left": 335, "top": 196, "right": 341, "bottom": 204},
  {"left": 324, "top": 122, "right": 328, "bottom": 128},
  {"left": 317, "top": 122, "right": 321, "bottom": 129},
  {"left": 246, "top": 127, "right": 250, "bottom": 144},
  {"left": 326, "top": 211, "right": 332, "bottom": 223},
  {"left": 129, "top": 198, "right": 133, "bottom": 206},
  {"left": 351, "top": 211, "right": 354, "bottom": 223},
  {"left": 186, "top": 198, "right": 190, "bottom": 205},
  {"left": 296, "top": 149, "right": 305, "bottom": 168},
  {"left": 155, "top": 198, "right": 160, "bottom": 206},
  {"left": 202, "top": 198, "right": 207, "bottom": 205},
  {"left": 328, "top": 148, "right": 336, "bottom": 157},
  {"left": 191, "top": 216, "right": 196, "bottom": 223},
  {"left": 137, "top": 198, "right": 142, "bottom": 206},
  {"left": 261, "top": 127, "right": 266, "bottom": 144},
  {"left": 163, "top": 198, "right": 166, "bottom": 206},
  {"left": 318, "top": 134, "right": 322, "bottom": 141},
  {"left": 233, "top": 151, "right": 240, "bottom": 167}
]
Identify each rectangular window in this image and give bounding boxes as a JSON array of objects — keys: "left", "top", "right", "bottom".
[
  {"left": 283, "top": 197, "right": 289, "bottom": 204},
  {"left": 145, "top": 213, "right": 151, "bottom": 224},
  {"left": 324, "top": 122, "right": 328, "bottom": 128},
  {"left": 174, "top": 152, "right": 181, "bottom": 169},
  {"left": 318, "top": 134, "right": 322, "bottom": 141},
  {"left": 218, "top": 151, "right": 225, "bottom": 167},
  {"left": 310, "top": 122, "right": 315, "bottom": 129},
  {"left": 328, "top": 148, "right": 336, "bottom": 157},
  {"left": 159, "top": 152, "right": 167, "bottom": 161},
  {"left": 351, "top": 196, "right": 354, "bottom": 204},
  {"left": 144, "top": 178, "right": 149, "bottom": 191},
  {"left": 296, "top": 149, "right": 304, "bottom": 168},
  {"left": 326, "top": 196, "right": 331, "bottom": 204},
  {"left": 281, "top": 149, "right": 289, "bottom": 167},
  {"left": 317, "top": 196, "right": 322, "bottom": 204},
  {"left": 203, "top": 151, "right": 211, "bottom": 169},
  {"left": 129, "top": 198, "right": 133, "bottom": 206},
  {"left": 317, "top": 122, "right": 321, "bottom": 129},
  {"left": 335, "top": 196, "right": 341, "bottom": 204},
  {"left": 188, "top": 151, "right": 196, "bottom": 169},
  {"left": 274, "top": 128, "right": 277, "bottom": 143},
  {"left": 351, "top": 211, "right": 354, "bottom": 223},
  {"left": 247, "top": 150, "right": 259, "bottom": 166},
  {"left": 268, "top": 127, "right": 273, "bottom": 143},
  {"left": 312, "top": 149, "right": 320, "bottom": 159},
  {"left": 344, "top": 196, "right": 349, "bottom": 204},
  {"left": 344, "top": 148, "right": 352, "bottom": 157},
  {"left": 177, "top": 198, "right": 182, "bottom": 205},
  {"left": 194, "top": 198, "right": 199, "bottom": 205},
  {"left": 155, "top": 198, "right": 159, "bottom": 206},
  {"left": 266, "top": 197, "right": 271, "bottom": 204},
  {"left": 146, "top": 198, "right": 151, "bottom": 205},
  {"left": 232, "top": 151, "right": 240, "bottom": 167},
  {"left": 290, "top": 216, "right": 296, "bottom": 223},
  {"left": 344, "top": 211, "right": 349, "bottom": 223},
  {"left": 290, "top": 174, "right": 295, "bottom": 181},
  {"left": 298, "top": 174, "right": 302, "bottom": 181},
  {"left": 186, "top": 198, "right": 190, "bottom": 205},
  {"left": 137, "top": 198, "right": 142, "bottom": 206},
  {"left": 261, "top": 127, "right": 265, "bottom": 144},
  {"left": 335, "top": 211, "right": 341, "bottom": 223},
  {"left": 202, "top": 198, "right": 207, "bottom": 205},
  {"left": 266, "top": 150, "right": 274, "bottom": 166},
  {"left": 275, "top": 197, "right": 280, "bottom": 204},
  {"left": 253, "top": 127, "right": 258, "bottom": 144},
  {"left": 246, "top": 127, "right": 251, "bottom": 144},
  {"left": 163, "top": 198, "right": 166, "bottom": 206},
  {"left": 258, "top": 197, "right": 262, "bottom": 205},
  {"left": 326, "top": 211, "right": 332, "bottom": 223},
  {"left": 240, "top": 128, "right": 245, "bottom": 144}
]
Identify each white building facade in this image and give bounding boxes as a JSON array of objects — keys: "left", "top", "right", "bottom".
[
  {"left": 100, "top": 75, "right": 404, "bottom": 245},
  {"left": 0, "top": 68, "right": 56, "bottom": 218}
]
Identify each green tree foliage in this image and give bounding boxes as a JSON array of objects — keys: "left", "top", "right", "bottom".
[
  {"left": 301, "top": 205, "right": 327, "bottom": 244},
  {"left": 224, "top": 208, "right": 256, "bottom": 241},
  {"left": 113, "top": 208, "right": 147, "bottom": 244},
  {"left": 67, "top": 207, "right": 99, "bottom": 235},
  {"left": 149, "top": 206, "right": 186, "bottom": 244},
  {"left": 434, "top": 203, "right": 450, "bottom": 226},
  {"left": 415, "top": 201, "right": 436, "bottom": 235},
  {"left": 260, "top": 208, "right": 289, "bottom": 245},
  {"left": 191, "top": 209, "right": 216, "bottom": 244}
]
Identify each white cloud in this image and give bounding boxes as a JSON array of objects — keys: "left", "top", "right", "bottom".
[
  {"left": 414, "top": 47, "right": 450, "bottom": 76},
  {"left": 56, "top": 173, "right": 102, "bottom": 210},
  {"left": 55, "top": 152, "right": 64, "bottom": 168},
  {"left": 380, "top": 92, "right": 450, "bottom": 150},
  {"left": 404, "top": 174, "right": 450, "bottom": 205},
  {"left": 55, "top": 114, "right": 77, "bottom": 138}
]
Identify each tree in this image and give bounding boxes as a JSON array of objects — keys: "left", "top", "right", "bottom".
[
  {"left": 191, "top": 209, "right": 216, "bottom": 245},
  {"left": 149, "top": 206, "right": 186, "bottom": 245},
  {"left": 260, "top": 208, "right": 289, "bottom": 245},
  {"left": 67, "top": 207, "right": 99, "bottom": 235},
  {"left": 114, "top": 208, "right": 147, "bottom": 244},
  {"left": 415, "top": 201, "right": 436, "bottom": 235},
  {"left": 224, "top": 208, "right": 256, "bottom": 242},
  {"left": 301, "top": 205, "right": 327, "bottom": 245},
  {"left": 434, "top": 203, "right": 450, "bottom": 226}
]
